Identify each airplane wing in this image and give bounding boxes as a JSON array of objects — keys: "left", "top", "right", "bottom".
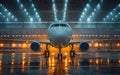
[
  {"left": 69, "top": 38, "right": 116, "bottom": 45},
  {"left": 69, "top": 38, "right": 116, "bottom": 52},
  {"left": 69, "top": 40, "right": 89, "bottom": 44},
  {"left": 0, "top": 38, "right": 51, "bottom": 44}
]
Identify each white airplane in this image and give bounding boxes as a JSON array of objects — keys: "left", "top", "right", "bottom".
[
  {"left": 30, "top": 21, "right": 89, "bottom": 59},
  {"left": 0, "top": 21, "right": 114, "bottom": 59}
]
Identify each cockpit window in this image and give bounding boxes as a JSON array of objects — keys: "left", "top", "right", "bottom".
[
  {"left": 53, "top": 24, "right": 59, "bottom": 27},
  {"left": 51, "top": 24, "right": 68, "bottom": 27},
  {"left": 60, "top": 24, "right": 68, "bottom": 26}
]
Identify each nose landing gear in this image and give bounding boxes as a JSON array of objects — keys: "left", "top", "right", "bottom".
[{"left": 58, "top": 47, "right": 62, "bottom": 61}]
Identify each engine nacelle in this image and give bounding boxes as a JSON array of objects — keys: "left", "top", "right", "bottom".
[
  {"left": 30, "top": 41, "right": 41, "bottom": 52},
  {"left": 79, "top": 42, "right": 89, "bottom": 52}
]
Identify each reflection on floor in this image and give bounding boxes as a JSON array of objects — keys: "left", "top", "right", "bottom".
[{"left": 0, "top": 51, "right": 120, "bottom": 75}]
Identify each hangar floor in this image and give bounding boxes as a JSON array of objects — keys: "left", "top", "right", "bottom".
[{"left": 0, "top": 50, "right": 120, "bottom": 75}]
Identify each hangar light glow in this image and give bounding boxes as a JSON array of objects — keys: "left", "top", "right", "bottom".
[
  {"left": 103, "top": 4, "right": 120, "bottom": 22},
  {"left": 16, "top": 0, "right": 32, "bottom": 22},
  {"left": 0, "top": 4, "right": 17, "bottom": 22},
  {"left": 52, "top": 0, "right": 58, "bottom": 21},
  {"left": 29, "top": 0, "right": 41, "bottom": 22},
  {"left": 78, "top": 3, "right": 91, "bottom": 22},
  {"left": 63, "top": 0, "right": 68, "bottom": 21}
]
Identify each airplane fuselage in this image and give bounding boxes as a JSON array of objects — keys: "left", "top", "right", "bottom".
[{"left": 48, "top": 22, "right": 72, "bottom": 48}]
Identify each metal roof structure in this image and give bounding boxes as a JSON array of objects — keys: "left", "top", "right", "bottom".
[{"left": 0, "top": 0, "right": 120, "bottom": 38}]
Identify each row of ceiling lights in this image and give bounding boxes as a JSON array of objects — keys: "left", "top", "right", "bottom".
[
  {"left": 0, "top": 4, "right": 17, "bottom": 22},
  {"left": 52, "top": 0, "right": 68, "bottom": 21},
  {"left": 79, "top": 0, "right": 103, "bottom": 22},
  {"left": 78, "top": 0, "right": 120, "bottom": 23},
  {"left": 103, "top": 4, "right": 120, "bottom": 22},
  {"left": 17, "top": 0, "right": 41, "bottom": 22},
  {"left": 0, "top": 34, "right": 120, "bottom": 38},
  {"left": 0, "top": 0, "right": 120, "bottom": 23},
  {"left": 0, "top": 42, "right": 120, "bottom": 48},
  {"left": 0, "top": 0, "right": 41, "bottom": 23}
]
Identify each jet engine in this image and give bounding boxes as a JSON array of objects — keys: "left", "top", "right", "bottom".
[
  {"left": 30, "top": 41, "right": 41, "bottom": 52},
  {"left": 79, "top": 42, "right": 89, "bottom": 52}
]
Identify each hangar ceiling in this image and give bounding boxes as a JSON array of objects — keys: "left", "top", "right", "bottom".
[
  {"left": 0, "top": 0, "right": 120, "bottom": 35},
  {"left": 0, "top": 0, "right": 120, "bottom": 28}
]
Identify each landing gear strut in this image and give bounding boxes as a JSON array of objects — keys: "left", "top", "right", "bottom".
[
  {"left": 58, "top": 47, "right": 62, "bottom": 60},
  {"left": 70, "top": 44, "right": 75, "bottom": 58},
  {"left": 70, "top": 50, "right": 75, "bottom": 58},
  {"left": 44, "top": 44, "right": 50, "bottom": 58}
]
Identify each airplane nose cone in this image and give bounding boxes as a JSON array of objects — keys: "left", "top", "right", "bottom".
[
  {"left": 48, "top": 26, "right": 72, "bottom": 47},
  {"left": 55, "top": 31, "right": 66, "bottom": 41}
]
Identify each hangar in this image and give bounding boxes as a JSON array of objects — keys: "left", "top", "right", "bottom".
[{"left": 0, "top": 0, "right": 120, "bottom": 75}]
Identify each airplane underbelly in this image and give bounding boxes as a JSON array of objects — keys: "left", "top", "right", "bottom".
[{"left": 49, "top": 33, "right": 70, "bottom": 48}]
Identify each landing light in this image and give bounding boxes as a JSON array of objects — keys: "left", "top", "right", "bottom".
[
  {"left": 65, "top": 52, "right": 68, "bottom": 56},
  {"left": 26, "top": 41, "right": 28, "bottom": 43},
  {"left": 11, "top": 61, "right": 14, "bottom": 65},
  {"left": 96, "top": 59, "right": 99, "bottom": 64},
  {"left": 22, "top": 43, "right": 27, "bottom": 48},
  {"left": 89, "top": 59, "right": 92, "bottom": 63},
  {"left": 99, "top": 43, "right": 102, "bottom": 47},
  {"left": 12, "top": 43, "right": 16, "bottom": 47},
  {"left": 0, "top": 43, "right": 4, "bottom": 47},
  {"left": 89, "top": 43, "right": 92, "bottom": 47},
  {"left": 94, "top": 43, "right": 99, "bottom": 47},
  {"left": 118, "top": 60, "right": 120, "bottom": 63},
  {"left": 52, "top": 53, "right": 55, "bottom": 56},
  {"left": 117, "top": 43, "right": 120, "bottom": 47},
  {"left": 18, "top": 44, "right": 21, "bottom": 47},
  {"left": 107, "top": 58, "right": 110, "bottom": 64}
]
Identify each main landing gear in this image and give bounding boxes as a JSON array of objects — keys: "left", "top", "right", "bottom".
[
  {"left": 70, "top": 44, "right": 76, "bottom": 58},
  {"left": 44, "top": 44, "right": 50, "bottom": 58},
  {"left": 44, "top": 44, "right": 76, "bottom": 59}
]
